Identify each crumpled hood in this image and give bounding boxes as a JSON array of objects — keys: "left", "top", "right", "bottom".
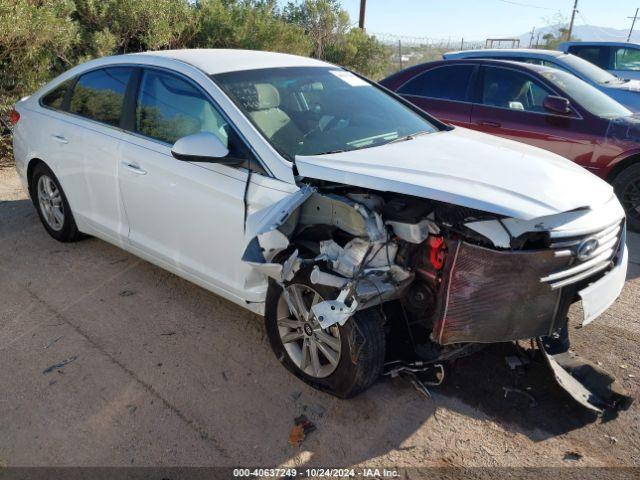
[{"left": 295, "top": 127, "right": 615, "bottom": 220}]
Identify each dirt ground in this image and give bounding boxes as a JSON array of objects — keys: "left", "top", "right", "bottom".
[{"left": 1, "top": 164, "right": 639, "bottom": 469}]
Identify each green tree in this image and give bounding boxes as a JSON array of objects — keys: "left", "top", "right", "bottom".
[
  {"left": 0, "top": 0, "right": 77, "bottom": 109},
  {"left": 193, "top": 0, "right": 311, "bottom": 55},
  {"left": 72, "top": 0, "right": 197, "bottom": 58},
  {"left": 282, "top": 0, "right": 387, "bottom": 78}
]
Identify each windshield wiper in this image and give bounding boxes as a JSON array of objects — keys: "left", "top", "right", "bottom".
[{"left": 388, "top": 130, "right": 432, "bottom": 144}]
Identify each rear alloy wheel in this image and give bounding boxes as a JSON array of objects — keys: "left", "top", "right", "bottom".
[
  {"left": 31, "top": 163, "right": 82, "bottom": 242},
  {"left": 265, "top": 267, "right": 386, "bottom": 398},
  {"left": 612, "top": 163, "right": 640, "bottom": 232},
  {"left": 37, "top": 175, "right": 65, "bottom": 231}
]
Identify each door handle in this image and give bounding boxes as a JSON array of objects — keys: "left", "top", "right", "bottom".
[
  {"left": 51, "top": 134, "right": 68, "bottom": 144},
  {"left": 478, "top": 121, "right": 501, "bottom": 128},
  {"left": 121, "top": 161, "right": 147, "bottom": 175}
]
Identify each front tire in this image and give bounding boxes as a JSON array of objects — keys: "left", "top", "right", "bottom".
[
  {"left": 31, "top": 163, "right": 82, "bottom": 242},
  {"left": 612, "top": 163, "right": 640, "bottom": 232},
  {"left": 265, "top": 267, "right": 385, "bottom": 398}
]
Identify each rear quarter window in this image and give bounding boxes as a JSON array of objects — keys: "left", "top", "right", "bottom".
[{"left": 41, "top": 79, "right": 74, "bottom": 110}]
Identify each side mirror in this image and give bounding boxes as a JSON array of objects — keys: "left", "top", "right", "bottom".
[
  {"left": 171, "top": 132, "right": 232, "bottom": 163},
  {"left": 543, "top": 96, "right": 572, "bottom": 115}
]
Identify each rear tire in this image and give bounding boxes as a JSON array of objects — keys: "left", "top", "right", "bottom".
[
  {"left": 30, "top": 163, "right": 82, "bottom": 242},
  {"left": 265, "top": 267, "right": 386, "bottom": 398},
  {"left": 612, "top": 163, "right": 640, "bottom": 232}
]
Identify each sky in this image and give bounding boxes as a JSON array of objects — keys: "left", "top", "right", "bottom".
[{"left": 300, "top": 0, "right": 639, "bottom": 41}]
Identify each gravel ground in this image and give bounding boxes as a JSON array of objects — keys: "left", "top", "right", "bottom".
[{"left": 1, "top": 165, "right": 639, "bottom": 469}]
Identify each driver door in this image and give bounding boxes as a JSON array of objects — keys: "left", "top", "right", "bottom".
[
  {"left": 469, "top": 65, "right": 580, "bottom": 160},
  {"left": 118, "top": 67, "right": 295, "bottom": 302}
]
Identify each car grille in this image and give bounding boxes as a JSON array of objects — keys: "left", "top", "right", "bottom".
[{"left": 541, "top": 220, "right": 624, "bottom": 290}]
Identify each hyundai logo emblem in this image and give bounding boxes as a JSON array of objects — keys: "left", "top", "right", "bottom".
[{"left": 576, "top": 237, "right": 599, "bottom": 261}]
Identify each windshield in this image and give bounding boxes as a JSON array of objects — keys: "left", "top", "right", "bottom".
[
  {"left": 540, "top": 69, "right": 632, "bottom": 119},
  {"left": 213, "top": 67, "right": 437, "bottom": 160},
  {"left": 560, "top": 54, "right": 623, "bottom": 85}
]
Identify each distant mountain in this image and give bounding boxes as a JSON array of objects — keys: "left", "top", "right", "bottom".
[{"left": 517, "top": 24, "right": 640, "bottom": 46}]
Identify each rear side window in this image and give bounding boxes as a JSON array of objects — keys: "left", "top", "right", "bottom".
[
  {"left": 135, "top": 69, "right": 230, "bottom": 146},
  {"left": 614, "top": 47, "right": 640, "bottom": 71},
  {"left": 69, "top": 67, "right": 133, "bottom": 126},
  {"left": 568, "top": 46, "right": 609, "bottom": 69},
  {"left": 398, "top": 65, "right": 474, "bottom": 101},
  {"left": 41, "top": 79, "right": 74, "bottom": 110},
  {"left": 480, "top": 67, "right": 552, "bottom": 113}
]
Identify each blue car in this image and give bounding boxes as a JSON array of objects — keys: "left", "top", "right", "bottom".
[
  {"left": 443, "top": 49, "right": 640, "bottom": 112},
  {"left": 559, "top": 41, "right": 640, "bottom": 81}
]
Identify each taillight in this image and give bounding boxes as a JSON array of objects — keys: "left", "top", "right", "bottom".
[
  {"left": 9, "top": 108, "right": 20, "bottom": 125},
  {"left": 428, "top": 235, "right": 446, "bottom": 270}
]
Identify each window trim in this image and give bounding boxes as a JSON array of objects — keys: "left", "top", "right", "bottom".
[
  {"left": 396, "top": 64, "right": 479, "bottom": 104},
  {"left": 127, "top": 65, "right": 270, "bottom": 176}
]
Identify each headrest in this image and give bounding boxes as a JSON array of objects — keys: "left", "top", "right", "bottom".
[{"left": 254, "top": 83, "right": 280, "bottom": 110}]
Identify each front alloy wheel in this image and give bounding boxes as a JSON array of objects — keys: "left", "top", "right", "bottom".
[
  {"left": 277, "top": 284, "right": 341, "bottom": 379},
  {"left": 265, "top": 266, "right": 386, "bottom": 398},
  {"left": 613, "top": 163, "right": 640, "bottom": 232}
]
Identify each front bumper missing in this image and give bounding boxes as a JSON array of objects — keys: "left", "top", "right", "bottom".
[{"left": 538, "top": 339, "right": 633, "bottom": 414}]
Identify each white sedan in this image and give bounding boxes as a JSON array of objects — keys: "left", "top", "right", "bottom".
[{"left": 11, "top": 49, "right": 631, "bottom": 410}]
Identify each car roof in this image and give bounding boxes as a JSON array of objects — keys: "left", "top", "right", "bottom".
[
  {"left": 429, "top": 58, "right": 558, "bottom": 73},
  {"left": 127, "top": 49, "right": 331, "bottom": 75},
  {"left": 444, "top": 49, "right": 565, "bottom": 59}
]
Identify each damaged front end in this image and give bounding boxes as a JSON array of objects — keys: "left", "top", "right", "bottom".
[{"left": 243, "top": 182, "right": 633, "bottom": 414}]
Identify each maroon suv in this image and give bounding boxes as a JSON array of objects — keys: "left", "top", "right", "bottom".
[{"left": 381, "top": 59, "right": 640, "bottom": 230}]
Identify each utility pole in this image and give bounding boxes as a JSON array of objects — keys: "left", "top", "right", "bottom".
[
  {"left": 398, "top": 40, "right": 403, "bottom": 71},
  {"left": 359, "top": 0, "right": 367, "bottom": 30},
  {"left": 529, "top": 27, "right": 535, "bottom": 47},
  {"left": 567, "top": 0, "right": 579, "bottom": 41},
  {"left": 460, "top": 38, "right": 464, "bottom": 50},
  {"left": 628, "top": 8, "right": 639, "bottom": 42}
]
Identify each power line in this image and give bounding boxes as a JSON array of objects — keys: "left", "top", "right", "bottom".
[{"left": 495, "top": 0, "right": 559, "bottom": 11}]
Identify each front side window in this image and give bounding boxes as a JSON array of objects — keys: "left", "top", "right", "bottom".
[
  {"left": 136, "top": 69, "right": 231, "bottom": 148},
  {"left": 41, "top": 79, "right": 74, "bottom": 110},
  {"left": 214, "top": 67, "right": 437, "bottom": 160},
  {"left": 614, "top": 47, "right": 640, "bottom": 71},
  {"left": 69, "top": 68, "right": 132, "bottom": 126},
  {"left": 398, "top": 65, "right": 474, "bottom": 101},
  {"left": 540, "top": 69, "right": 632, "bottom": 119},
  {"left": 480, "top": 67, "right": 552, "bottom": 113}
]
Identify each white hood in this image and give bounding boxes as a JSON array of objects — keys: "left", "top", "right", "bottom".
[{"left": 295, "top": 127, "right": 615, "bottom": 220}]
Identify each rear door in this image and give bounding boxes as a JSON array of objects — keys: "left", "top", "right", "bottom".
[
  {"left": 57, "top": 67, "right": 134, "bottom": 243},
  {"left": 469, "top": 65, "right": 580, "bottom": 159},
  {"left": 395, "top": 64, "right": 477, "bottom": 126}
]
